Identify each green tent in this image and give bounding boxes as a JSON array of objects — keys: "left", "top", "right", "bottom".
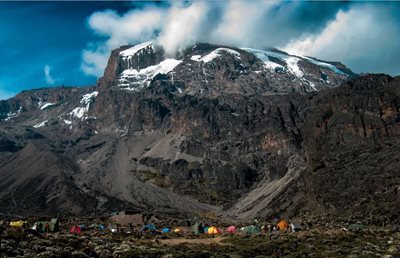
[
  {"left": 241, "top": 225, "right": 260, "bottom": 234},
  {"left": 34, "top": 218, "right": 59, "bottom": 232},
  {"left": 191, "top": 221, "right": 205, "bottom": 234},
  {"left": 190, "top": 217, "right": 205, "bottom": 235},
  {"left": 348, "top": 223, "right": 367, "bottom": 231},
  {"left": 89, "top": 223, "right": 99, "bottom": 229}
]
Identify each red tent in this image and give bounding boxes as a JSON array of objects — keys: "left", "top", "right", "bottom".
[
  {"left": 226, "top": 225, "right": 237, "bottom": 234},
  {"left": 70, "top": 225, "right": 81, "bottom": 234}
]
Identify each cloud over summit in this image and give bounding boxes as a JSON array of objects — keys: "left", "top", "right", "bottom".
[{"left": 81, "top": 1, "right": 400, "bottom": 77}]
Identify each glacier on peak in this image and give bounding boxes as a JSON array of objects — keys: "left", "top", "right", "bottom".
[
  {"left": 119, "top": 41, "right": 153, "bottom": 58},
  {"left": 192, "top": 48, "right": 241, "bottom": 63},
  {"left": 114, "top": 41, "right": 351, "bottom": 94},
  {"left": 118, "top": 58, "right": 182, "bottom": 91}
]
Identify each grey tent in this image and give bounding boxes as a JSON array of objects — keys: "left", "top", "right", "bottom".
[
  {"left": 110, "top": 211, "right": 144, "bottom": 228},
  {"left": 290, "top": 223, "right": 302, "bottom": 232},
  {"left": 348, "top": 223, "right": 367, "bottom": 231}
]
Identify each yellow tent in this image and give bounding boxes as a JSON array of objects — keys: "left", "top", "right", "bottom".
[
  {"left": 173, "top": 228, "right": 182, "bottom": 233},
  {"left": 277, "top": 220, "right": 289, "bottom": 231},
  {"left": 10, "top": 220, "right": 26, "bottom": 227},
  {"left": 207, "top": 226, "right": 221, "bottom": 235}
]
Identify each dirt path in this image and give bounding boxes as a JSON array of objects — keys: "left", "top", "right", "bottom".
[{"left": 160, "top": 237, "right": 230, "bottom": 245}]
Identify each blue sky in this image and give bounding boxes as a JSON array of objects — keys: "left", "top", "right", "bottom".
[
  {"left": 0, "top": 1, "right": 133, "bottom": 99},
  {"left": 0, "top": 1, "right": 399, "bottom": 100}
]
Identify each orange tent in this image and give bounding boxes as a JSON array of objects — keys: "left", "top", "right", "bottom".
[
  {"left": 277, "top": 220, "right": 289, "bottom": 231},
  {"left": 173, "top": 228, "right": 183, "bottom": 233}
]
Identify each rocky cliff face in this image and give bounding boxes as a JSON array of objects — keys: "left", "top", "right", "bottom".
[
  {"left": 0, "top": 42, "right": 398, "bottom": 222},
  {"left": 301, "top": 74, "right": 400, "bottom": 219}
]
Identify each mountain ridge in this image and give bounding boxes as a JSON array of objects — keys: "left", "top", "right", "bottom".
[{"left": 0, "top": 42, "right": 398, "bottom": 223}]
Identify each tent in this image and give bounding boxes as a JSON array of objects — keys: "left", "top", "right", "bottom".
[
  {"left": 207, "top": 226, "right": 221, "bottom": 235},
  {"left": 78, "top": 224, "right": 86, "bottom": 230},
  {"left": 10, "top": 221, "right": 26, "bottom": 227},
  {"left": 174, "top": 228, "right": 184, "bottom": 233},
  {"left": 290, "top": 223, "right": 302, "bottom": 232},
  {"left": 162, "top": 228, "right": 170, "bottom": 233},
  {"left": 110, "top": 212, "right": 144, "bottom": 228},
  {"left": 108, "top": 223, "right": 118, "bottom": 233},
  {"left": 89, "top": 223, "right": 106, "bottom": 230},
  {"left": 277, "top": 220, "right": 290, "bottom": 231},
  {"left": 391, "top": 224, "right": 400, "bottom": 233},
  {"left": 203, "top": 226, "right": 209, "bottom": 234},
  {"left": 226, "top": 225, "right": 237, "bottom": 234},
  {"left": 143, "top": 224, "right": 156, "bottom": 231},
  {"left": 70, "top": 225, "right": 81, "bottom": 234},
  {"left": 33, "top": 219, "right": 59, "bottom": 232},
  {"left": 89, "top": 224, "right": 99, "bottom": 229},
  {"left": 191, "top": 221, "right": 205, "bottom": 235},
  {"left": 241, "top": 225, "right": 260, "bottom": 234},
  {"left": 348, "top": 223, "right": 367, "bottom": 232}
]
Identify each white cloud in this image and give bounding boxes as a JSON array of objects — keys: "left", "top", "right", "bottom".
[
  {"left": 81, "top": 46, "right": 110, "bottom": 77},
  {"left": 158, "top": 2, "right": 209, "bottom": 55},
  {"left": 282, "top": 4, "right": 400, "bottom": 75},
  {"left": 81, "top": 8, "right": 165, "bottom": 77},
  {"left": 44, "top": 65, "right": 55, "bottom": 84},
  {"left": 210, "top": 1, "right": 278, "bottom": 47},
  {"left": 80, "top": 1, "right": 333, "bottom": 77},
  {"left": 81, "top": 1, "right": 400, "bottom": 77}
]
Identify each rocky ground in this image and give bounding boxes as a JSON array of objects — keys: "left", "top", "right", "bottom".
[{"left": 1, "top": 216, "right": 400, "bottom": 257}]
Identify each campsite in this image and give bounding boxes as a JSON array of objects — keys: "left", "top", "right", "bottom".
[{"left": 1, "top": 212, "right": 400, "bottom": 257}]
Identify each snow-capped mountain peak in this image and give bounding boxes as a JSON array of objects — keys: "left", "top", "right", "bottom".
[
  {"left": 119, "top": 41, "right": 153, "bottom": 58},
  {"left": 103, "top": 42, "right": 355, "bottom": 95}
]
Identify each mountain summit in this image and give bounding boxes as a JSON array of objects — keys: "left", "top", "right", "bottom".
[
  {"left": 101, "top": 42, "right": 354, "bottom": 95},
  {"left": 0, "top": 42, "right": 398, "bottom": 221}
]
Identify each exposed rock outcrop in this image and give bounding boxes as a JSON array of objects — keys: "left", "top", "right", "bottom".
[{"left": 0, "top": 42, "right": 398, "bottom": 221}]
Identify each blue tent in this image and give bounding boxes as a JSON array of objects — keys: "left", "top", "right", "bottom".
[
  {"left": 99, "top": 224, "right": 106, "bottom": 230},
  {"left": 162, "top": 228, "right": 170, "bottom": 233},
  {"left": 203, "top": 226, "right": 209, "bottom": 234},
  {"left": 143, "top": 224, "right": 156, "bottom": 231}
]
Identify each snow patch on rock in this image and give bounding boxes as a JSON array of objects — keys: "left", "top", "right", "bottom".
[
  {"left": 120, "top": 41, "right": 153, "bottom": 58},
  {"left": 81, "top": 91, "right": 98, "bottom": 106},
  {"left": 69, "top": 91, "right": 98, "bottom": 120},
  {"left": 243, "top": 47, "right": 346, "bottom": 79},
  {"left": 4, "top": 107, "right": 22, "bottom": 121},
  {"left": 301, "top": 56, "right": 346, "bottom": 75},
  {"left": 192, "top": 48, "right": 241, "bottom": 63},
  {"left": 40, "top": 102, "right": 57, "bottom": 110},
  {"left": 190, "top": 55, "right": 202, "bottom": 61},
  {"left": 243, "top": 48, "right": 304, "bottom": 77},
  {"left": 118, "top": 59, "right": 182, "bottom": 91},
  {"left": 33, "top": 120, "right": 48, "bottom": 128},
  {"left": 70, "top": 107, "right": 86, "bottom": 119}
]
